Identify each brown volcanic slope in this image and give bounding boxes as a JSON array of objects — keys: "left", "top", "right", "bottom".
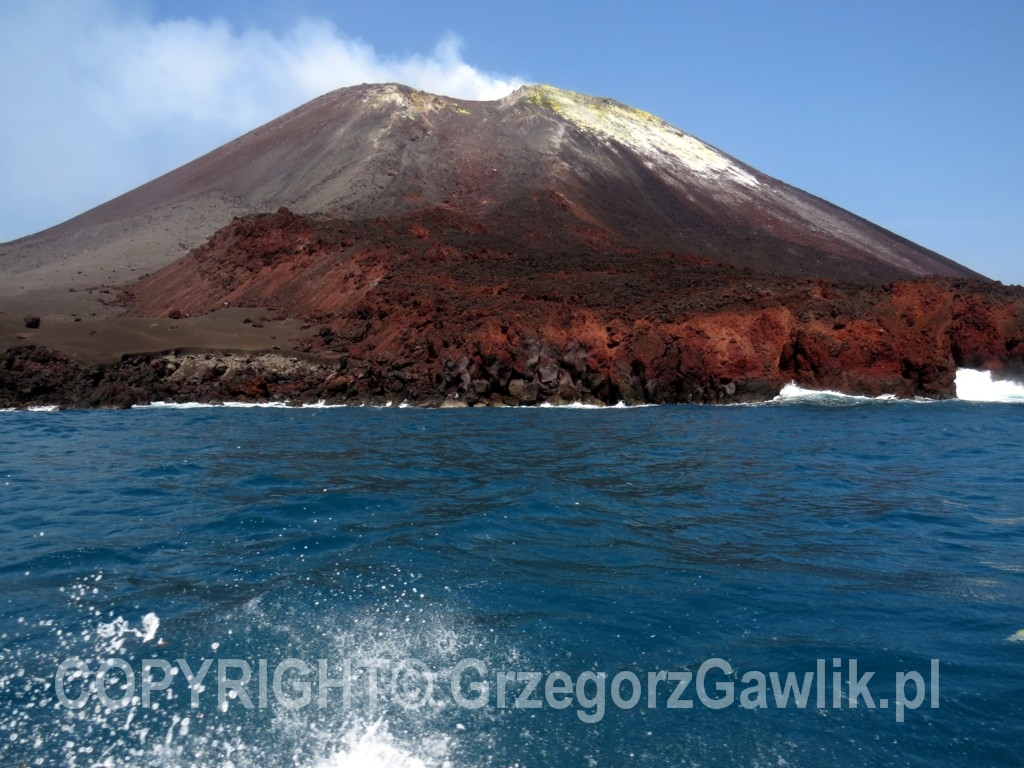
[
  {"left": 3, "top": 83, "right": 1022, "bottom": 408},
  {"left": 1, "top": 83, "right": 980, "bottom": 289}
]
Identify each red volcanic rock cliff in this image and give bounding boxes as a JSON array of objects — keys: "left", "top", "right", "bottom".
[{"left": 116, "top": 206, "right": 1024, "bottom": 406}]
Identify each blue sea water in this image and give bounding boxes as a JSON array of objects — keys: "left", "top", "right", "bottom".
[{"left": 1, "top": 389, "right": 1022, "bottom": 766}]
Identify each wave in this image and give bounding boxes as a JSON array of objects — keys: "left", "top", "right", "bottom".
[
  {"left": 954, "top": 369, "right": 1024, "bottom": 403},
  {"left": 138, "top": 399, "right": 653, "bottom": 411},
  {"left": 769, "top": 383, "right": 908, "bottom": 406},
  {"left": 770, "top": 369, "right": 1024, "bottom": 406}
]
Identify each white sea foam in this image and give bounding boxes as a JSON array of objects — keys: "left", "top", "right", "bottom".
[
  {"left": 772, "top": 382, "right": 902, "bottom": 404},
  {"left": 136, "top": 400, "right": 349, "bottom": 409},
  {"left": 135, "top": 401, "right": 221, "bottom": 409},
  {"left": 955, "top": 368, "right": 1024, "bottom": 403},
  {"left": 311, "top": 720, "right": 454, "bottom": 768},
  {"left": 134, "top": 399, "right": 652, "bottom": 411},
  {"left": 537, "top": 400, "right": 653, "bottom": 409},
  {"left": 771, "top": 369, "right": 1024, "bottom": 405}
]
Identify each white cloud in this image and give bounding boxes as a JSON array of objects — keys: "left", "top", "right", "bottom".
[{"left": 0, "top": 1, "right": 524, "bottom": 242}]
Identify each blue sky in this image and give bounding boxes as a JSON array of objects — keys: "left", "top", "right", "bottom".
[{"left": 1, "top": 0, "right": 1021, "bottom": 284}]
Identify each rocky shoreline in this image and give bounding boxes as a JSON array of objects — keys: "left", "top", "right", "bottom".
[
  {"left": 0, "top": 345, "right": 758, "bottom": 410},
  {"left": 5, "top": 271, "right": 1024, "bottom": 411}
]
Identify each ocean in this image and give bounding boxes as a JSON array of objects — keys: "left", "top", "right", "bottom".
[{"left": 1, "top": 372, "right": 1022, "bottom": 767}]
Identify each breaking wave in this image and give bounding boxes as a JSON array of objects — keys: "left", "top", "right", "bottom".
[
  {"left": 770, "top": 383, "right": 905, "bottom": 405},
  {"left": 954, "top": 369, "right": 1024, "bottom": 403},
  {"left": 770, "top": 368, "right": 1024, "bottom": 405}
]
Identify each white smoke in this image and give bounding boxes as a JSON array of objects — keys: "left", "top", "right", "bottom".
[{"left": 0, "top": 1, "right": 524, "bottom": 242}]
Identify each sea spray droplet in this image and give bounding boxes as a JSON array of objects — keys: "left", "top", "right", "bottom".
[
  {"left": 313, "top": 718, "right": 452, "bottom": 768},
  {"left": 140, "top": 613, "right": 160, "bottom": 643}
]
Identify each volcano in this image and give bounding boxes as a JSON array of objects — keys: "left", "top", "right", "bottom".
[
  {"left": 1, "top": 83, "right": 980, "bottom": 287},
  {"left": 1, "top": 83, "right": 1022, "bottom": 408}
]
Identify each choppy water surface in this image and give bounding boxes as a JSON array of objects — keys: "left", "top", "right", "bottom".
[{"left": 1, "top": 389, "right": 1022, "bottom": 766}]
